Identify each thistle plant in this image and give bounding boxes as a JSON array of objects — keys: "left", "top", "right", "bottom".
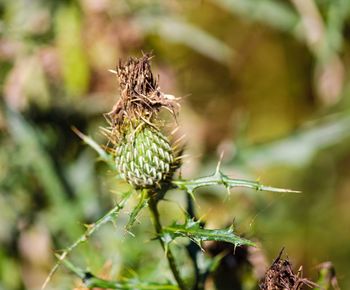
[{"left": 42, "top": 54, "right": 299, "bottom": 290}]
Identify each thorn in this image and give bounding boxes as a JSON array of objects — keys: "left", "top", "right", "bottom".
[
  {"left": 56, "top": 252, "right": 67, "bottom": 260},
  {"left": 216, "top": 151, "right": 224, "bottom": 173},
  {"left": 125, "top": 229, "right": 136, "bottom": 237},
  {"left": 171, "top": 126, "right": 180, "bottom": 135},
  {"left": 187, "top": 190, "right": 196, "bottom": 203},
  {"left": 108, "top": 69, "right": 118, "bottom": 75},
  {"left": 197, "top": 212, "right": 207, "bottom": 223},
  {"left": 174, "top": 154, "right": 190, "bottom": 160},
  {"left": 297, "top": 265, "right": 304, "bottom": 277},
  {"left": 260, "top": 185, "right": 302, "bottom": 193},
  {"left": 83, "top": 223, "right": 93, "bottom": 229},
  {"left": 172, "top": 134, "right": 186, "bottom": 145},
  {"left": 71, "top": 126, "right": 85, "bottom": 140},
  {"left": 164, "top": 94, "right": 176, "bottom": 100},
  {"left": 225, "top": 186, "right": 231, "bottom": 198}
]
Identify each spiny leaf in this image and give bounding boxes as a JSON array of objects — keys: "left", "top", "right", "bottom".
[
  {"left": 41, "top": 191, "right": 133, "bottom": 290},
  {"left": 173, "top": 168, "right": 300, "bottom": 196},
  {"left": 72, "top": 127, "right": 115, "bottom": 169},
  {"left": 125, "top": 189, "right": 149, "bottom": 233},
  {"left": 61, "top": 258, "right": 179, "bottom": 290},
  {"left": 161, "top": 217, "right": 255, "bottom": 249}
]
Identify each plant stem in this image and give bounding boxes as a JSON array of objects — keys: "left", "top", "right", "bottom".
[
  {"left": 60, "top": 257, "right": 179, "bottom": 289},
  {"left": 146, "top": 190, "right": 188, "bottom": 290}
]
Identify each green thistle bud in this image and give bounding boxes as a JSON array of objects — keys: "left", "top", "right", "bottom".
[
  {"left": 115, "top": 123, "right": 175, "bottom": 188},
  {"left": 106, "top": 54, "right": 181, "bottom": 190}
]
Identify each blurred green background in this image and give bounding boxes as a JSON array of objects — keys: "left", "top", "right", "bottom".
[{"left": 1, "top": 0, "right": 350, "bottom": 289}]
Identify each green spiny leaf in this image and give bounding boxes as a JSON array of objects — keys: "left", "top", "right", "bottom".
[
  {"left": 72, "top": 127, "right": 115, "bottom": 169},
  {"left": 173, "top": 168, "right": 300, "bottom": 196},
  {"left": 161, "top": 217, "right": 255, "bottom": 248},
  {"left": 126, "top": 189, "right": 149, "bottom": 233},
  {"left": 42, "top": 190, "right": 133, "bottom": 290}
]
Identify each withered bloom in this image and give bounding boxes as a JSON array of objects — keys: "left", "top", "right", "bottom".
[{"left": 104, "top": 54, "right": 181, "bottom": 189}]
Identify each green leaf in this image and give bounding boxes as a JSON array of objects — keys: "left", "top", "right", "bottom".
[
  {"left": 161, "top": 217, "right": 255, "bottom": 248},
  {"left": 173, "top": 168, "right": 300, "bottom": 196},
  {"left": 72, "top": 127, "right": 115, "bottom": 169},
  {"left": 41, "top": 190, "right": 133, "bottom": 290},
  {"left": 125, "top": 189, "right": 149, "bottom": 233}
]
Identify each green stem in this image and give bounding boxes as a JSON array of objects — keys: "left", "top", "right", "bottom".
[
  {"left": 60, "top": 258, "right": 179, "bottom": 289},
  {"left": 146, "top": 190, "right": 187, "bottom": 290}
]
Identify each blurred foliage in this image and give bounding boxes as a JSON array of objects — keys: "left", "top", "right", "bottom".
[{"left": 1, "top": 0, "right": 350, "bottom": 289}]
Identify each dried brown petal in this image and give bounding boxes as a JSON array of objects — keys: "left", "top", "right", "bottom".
[
  {"left": 259, "top": 249, "right": 317, "bottom": 290},
  {"left": 106, "top": 54, "right": 179, "bottom": 131}
]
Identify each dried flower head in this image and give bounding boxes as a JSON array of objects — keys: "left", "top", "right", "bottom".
[
  {"left": 105, "top": 54, "right": 178, "bottom": 137},
  {"left": 104, "top": 54, "right": 182, "bottom": 189}
]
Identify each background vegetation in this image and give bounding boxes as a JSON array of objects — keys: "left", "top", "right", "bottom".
[{"left": 1, "top": 0, "right": 350, "bottom": 289}]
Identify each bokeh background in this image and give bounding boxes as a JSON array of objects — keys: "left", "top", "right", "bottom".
[{"left": 1, "top": 0, "right": 350, "bottom": 289}]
